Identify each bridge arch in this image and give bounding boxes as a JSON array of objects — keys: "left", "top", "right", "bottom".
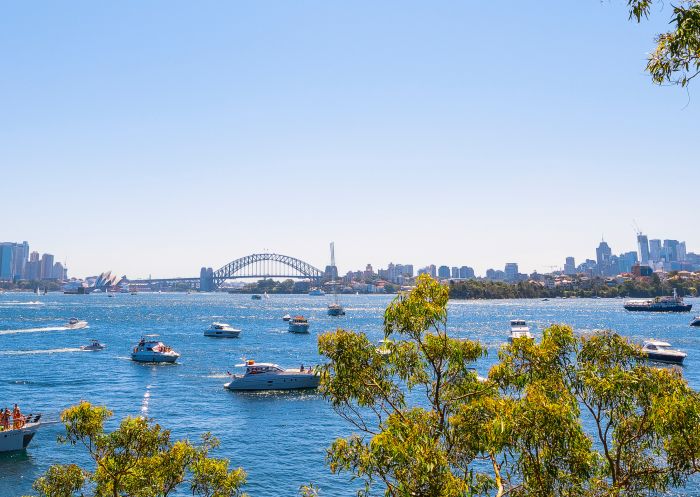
[{"left": 209, "top": 253, "right": 324, "bottom": 289}]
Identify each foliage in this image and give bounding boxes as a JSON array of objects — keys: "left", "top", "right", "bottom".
[
  {"left": 26, "top": 401, "right": 246, "bottom": 497},
  {"left": 627, "top": 0, "right": 700, "bottom": 86},
  {"left": 318, "top": 275, "right": 700, "bottom": 497}
]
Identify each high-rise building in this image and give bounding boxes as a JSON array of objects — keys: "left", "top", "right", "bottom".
[
  {"left": 25, "top": 251, "right": 40, "bottom": 280},
  {"left": 438, "top": 265, "right": 450, "bottom": 279},
  {"left": 663, "top": 240, "right": 680, "bottom": 262},
  {"left": 459, "top": 266, "right": 475, "bottom": 279},
  {"left": 504, "top": 263, "right": 519, "bottom": 281},
  {"left": 564, "top": 257, "right": 576, "bottom": 275},
  {"left": 619, "top": 251, "right": 639, "bottom": 274},
  {"left": 596, "top": 240, "right": 612, "bottom": 275},
  {"left": 678, "top": 242, "right": 687, "bottom": 262},
  {"left": 649, "top": 239, "right": 662, "bottom": 262},
  {"left": 53, "top": 262, "right": 66, "bottom": 281},
  {"left": 40, "top": 253, "right": 55, "bottom": 279},
  {"left": 637, "top": 234, "right": 650, "bottom": 264},
  {"left": 0, "top": 243, "right": 13, "bottom": 281},
  {"left": 451, "top": 267, "right": 459, "bottom": 278}
]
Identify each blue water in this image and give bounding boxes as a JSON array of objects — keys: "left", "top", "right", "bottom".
[{"left": 1, "top": 293, "right": 699, "bottom": 496}]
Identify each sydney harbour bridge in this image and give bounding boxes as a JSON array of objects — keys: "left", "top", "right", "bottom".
[{"left": 128, "top": 253, "right": 327, "bottom": 291}]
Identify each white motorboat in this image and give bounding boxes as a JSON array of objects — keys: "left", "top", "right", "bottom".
[
  {"left": 131, "top": 335, "right": 180, "bottom": 363},
  {"left": 376, "top": 338, "right": 393, "bottom": 356},
  {"left": 282, "top": 314, "right": 292, "bottom": 322},
  {"left": 0, "top": 413, "right": 41, "bottom": 452},
  {"left": 308, "top": 288, "right": 325, "bottom": 296},
  {"left": 204, "top": 322, "right": 241, "bottom": 338},
  {"left": 288, "top": 316, "right": 310, "bottom": 333},
  {"left": 81, "top": 339, "right": 105, "bottom": 351},
  {"left": 641, "top": 340, "right": 687, "bottom": 365},
  {"left": 224, "top": 360, "right": 320, "bottom": 391},
  {"left": 66, "top": 317, "right": 88, "bottom": 329},
  {"left": 509, "top": 320, "right": 533, "bottom": 342}
]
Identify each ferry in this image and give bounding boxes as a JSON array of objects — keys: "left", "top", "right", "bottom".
[
  {"left": 204, "top": 322, "right": 241, "bottom": 338},
  {"left": 224, "top": 360, "right": 319, "bottom": 391},
  {"left": 131, "top": 335, "right": 180, "bottom": 363},
  {"left": 288, "top": 316, "right": 310, "bottom": 333},
  {"left": 0, "top": 413, "right": 42, "bottom": 452},
  {"left": 641, "top": 340, "right": 687, "bottom": 365},
  {"left": 624, "top": 290, "right": 692, "bottom": 312},
  {"left": 509, "top": 320, "right": 533, "bottom": 342}
]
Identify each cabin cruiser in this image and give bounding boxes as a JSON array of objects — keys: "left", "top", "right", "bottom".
[
  {"left": 641, "top": 340, "right": 687, "bottom": 365},
  {"left": 224, "top": 360, "right": 320, "bottom": 391},
  {"left": 509, "top": 320, "right": 533, "bottom": 342},
  {"left": 624, "top": 289, "right": 692, "bottom": 312},
  {"left": 81, "top": 339, "right": 105, "bottom": 351},
  {"left": 66, "top": 317, "right": 88, "bottom": 329},
  {"left": 288, "top": 316, "right": 310, "bottom": 333},
  {"left": 0, "top": 413, "right": 42, "bottom": 452},
  {"left": 204, "top": 322, "right": 241, "bottom": 338},
  {"left": 691, "top": 316, "right": 700, "bottom": 327},
  {"left": 131, "top": 335, "right": 180, "bottom": 363},
  {"left": 282, "top": 314, "right": 292, "bottom": 321}
]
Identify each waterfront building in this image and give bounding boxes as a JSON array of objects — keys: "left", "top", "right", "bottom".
[
  {"left": 438, "top": 265, "right": 450, "bottom": 279},
  {"left": 451, "top": 266, "right": 459, "bottom": 279},
  {"left": 53, "top": 262, "right": 66, "bottom": 281},
  {"left": 486, "top": 268, "right": 505, "bottom": 281},
  {"left": 459, "top": 266, "right": 475, "bottom": 279},
  {"left": 40, "top": 253, "right": 55, "bottom": 279},
  {"left": 564, "top": 257, "right": 576, "bottom": 275},
  {"left": 679, "top": 242, "right": 687, "bottom": 262},
  {"left": 363, "top": 264, "right": 374, "bottom": 280},
  {"left": 649, "top": 239, "right": 662, "bottom": 262},
  {"left": 637, "top": 234, "right": 650, "bottom": 264},
  {"left": 504, "top": 263, "right": 519, "bottom": 282},
  {"left": 0, "top": 243, "right": 13, "bottom": 280},
  {"left": 25, "top": 252, "right": 40, "bottom": 280}
]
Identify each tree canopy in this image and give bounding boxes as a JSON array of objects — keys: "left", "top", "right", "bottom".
[
  {"left": 628, "top": 0, "right": 700, "bottom": 86},
  {"left": 318, "top": 274, "right": 700, "bottom": 496},
  {"left": 26, "top": 401, "right": 247, "bottom": 497}
]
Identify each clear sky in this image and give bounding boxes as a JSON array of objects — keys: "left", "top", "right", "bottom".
[{"left": 1, "top": 1, "right": 698, "bottom": 278}]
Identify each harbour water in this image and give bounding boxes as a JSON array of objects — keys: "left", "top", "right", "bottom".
[{"left": 1, "top": 293, "right": 699, "bottom": 496}]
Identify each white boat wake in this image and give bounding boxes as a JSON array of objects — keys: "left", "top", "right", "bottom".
[
  {"left": 0, "top": 326, "right": 71, "bottom": 335},
  {"left": 0, "top": 301, "right": 44, "bottom": 306},
  {"left": 0, "top": 347, "right": 84, "bottom": 356}
]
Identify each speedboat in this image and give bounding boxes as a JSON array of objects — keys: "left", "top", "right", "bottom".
[
  {"left": 691, "top": 316, "right": 700, "bottom": 327},
  {"left": 509, "top": 320, "right": 533, "bottom": 342},
  {"left": 327, "top": 303, "right": 345, "bottom": 316},
  {"left": 66, "top": 317, "right": 88, "bottom": 329},
  {"left": 0, "top": 413, "right": 41, "bottom": 452},
  {"left": 204, "top": 322, "right": 241, "bottom": 338},
  {"left": 288, "top": 316, "right": 310, "bottom": 333},
  {"left": 251, "top": 294, "right": 262, "bottom": 300},
  {"left": 131, "top": 335, "right": 180, "bottom": 363},
  {"left": 282, "top": 314, "right": 292, "bottom": 321},
  {"left": 224, "top": 360, "right": 320, "bottom": 391},
  {"left": 641, "top": 340, "right": 687, "bottom": 365},
  {"left": 81, "top": 339, "right": 105, "bottom": 351}
]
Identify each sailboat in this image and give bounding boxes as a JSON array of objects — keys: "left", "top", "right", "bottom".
[{"left": 327, "top": 242, "right": 345, "bottom": 316}]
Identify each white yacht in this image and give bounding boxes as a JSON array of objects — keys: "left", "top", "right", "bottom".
[
  {"left": 641, "top": 340, "right": 687, "bottom": 365},
  {"left": 0, "top": 413, "right": 41, "bottom": 452},
  {"left": 224, "top": 360, "right": 320, "bottom": 391},
  {"left": 288, "top": 316, "right": 310, "bottom": 333},
  {"left": 81, "top": 339, "right": 105, "bottom": 351},
  {"left": 376, "top": 338, "right": 393, "bottom": 356},
  {"left": 282, "top": 314, "right": 292, "bottom": 322},
  {"left": 66, "top": 317, "right": 88, "bottom": 329},
  {"left": 204, "top": 322, "right": 241, "bottom": 338},
  {"left": 131, "top": 335, "right": 180, "bottom": 363},
  {"left": 509, "top": 320, "right": 533, "bottom": 342}
]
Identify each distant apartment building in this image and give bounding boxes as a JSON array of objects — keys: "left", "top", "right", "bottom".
[
  {"left": 25, "top": 251, "right": 40, "bottom": 280},
  {"left": 504, "top": 263, "right": 519, "bottom": 282},
  {"left": 637, "top": 234, "right": 650, "bottom": 264},
  {"left": 564, "top": 257, "right": 576, "bottom": 275},
  {"left": 459, "top": 266, "right": 475, "bottom": 279},
  {"left": 437, "top": 265, "right": 450, "bottom": 279},
  {"left": 619, "top": 251, "right": 638, "bottom": 274},
  {"left": 0, "top": 243, "right": 13, "bottom": 280},
  {"left": 0, "top": 241, "right": 30, "bottom": 280},
  {"left": 486, "top": 268, "right": 505, "bottom": 281},
  {"left": 451, "top": 266, "right": 459, "bottom": 278},
  {"left": 663, "top": 240, "right": 680, "bottom": 262},
  {"left": 40, "top": 253, "right": 55, "bottom": 279}
]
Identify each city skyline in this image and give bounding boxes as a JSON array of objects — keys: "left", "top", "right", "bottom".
[{"left": 2, "top": 2, "right": 698, "bottom": 278}]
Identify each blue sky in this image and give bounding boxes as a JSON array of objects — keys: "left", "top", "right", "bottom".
[{"left": 1, "top": 1, "right": 698, "bottom": 278}]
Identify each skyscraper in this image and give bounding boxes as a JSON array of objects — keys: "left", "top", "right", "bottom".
[
  {"left": 637, "top": 234, "right": 650, "bottom": 264},
  {"left": 504, "top": 263, "right": 519, "bottom": 281},
  {"left": 564, "top": 257, "right": 576, "bottom": 275},
  {"left": 451, "top": 267, "right": 459, "bottom": 278},
  {"left": 438, "top": 265, "right": 450, "bottom": 279},
  {"left": 596, "top": 240, "right": 612, "bottom": 274},
  {"left": 649, "top": 239, "right": 662, "bottom": 262},
  {"left": 40, "top": 253, "right": 55, "bottom": 279},
  {"left": 663, "top": 240, "right": 679, "bottom": 262},
  {"left": 0, "top": 243, "right": 13, "bottom": 280}
]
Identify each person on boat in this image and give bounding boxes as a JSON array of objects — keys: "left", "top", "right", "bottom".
[
  {"left": 12, "top": 404, "right": 24, "bottom": 429},
  {"left": 300, "top": 364, "right": 304, "bottom": 372},
  {"left": 0, "top": 407, "right": 9, "bottom": 430}
]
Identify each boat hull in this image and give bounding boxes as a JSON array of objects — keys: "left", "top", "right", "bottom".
[
  {"left": 0, "top": 427, "right": 37, "bottom": 452},
  {"left": 131, "top": 352, "right": 179, "bottom": 363},
  {"left": 204, "top": 330, "right": 241, "bottom": 338},
  {"left": 690, "top": 318, "right": 700, "bottom": 327},
  {"left": 67, "top": 321, "right": 88, "bottom": 330},
  {"left": 225, "top": 373, "right": 319, "bottom": 391},
  {"left": 327, "top": 307, "right": 345, "bottom": 316},
  {"left": 288, "top": 324, "right": 309, "bottom": 333},
  {"left": 643, "top": 352, "right": 685, "bottom": 365},
  {"left": 624, "top": 304, "right": 692, "bottom": 312}
]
